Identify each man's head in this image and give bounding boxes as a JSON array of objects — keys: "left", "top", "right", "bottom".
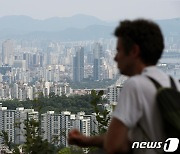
[{"left": 114, "top": 19, "right": 164, "bottom": 76}]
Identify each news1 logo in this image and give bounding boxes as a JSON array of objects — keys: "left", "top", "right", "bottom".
[
  {"left": 132, "top": 138, "right": 179, "bottom": 152},
  {"left": 163, "top": 138, "right": 179, "bottom": 152}
]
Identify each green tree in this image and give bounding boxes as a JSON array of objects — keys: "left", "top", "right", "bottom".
[
  {"left": 90, "top": 90, "right": 110, "bottom": 134},
  {"left": 0, "top": 130, "right": 13, "bottom": 151},
  {"left": 23, "top": 119, "right": 56, "bottom": 154}
]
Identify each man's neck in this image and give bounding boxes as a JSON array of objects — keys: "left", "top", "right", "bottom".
[{"left": 129, "top": 63, "right": 149, "bottom": 77}]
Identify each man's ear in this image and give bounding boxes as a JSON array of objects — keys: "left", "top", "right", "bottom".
[{"left": 130, "top": 44, "right": 140, "bottom": 58}]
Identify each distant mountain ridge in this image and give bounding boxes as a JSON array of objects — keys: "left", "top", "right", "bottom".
[
  {"left": 0, "top": 15, "right": 179, "bottom": 40},
  {"left": 0, "top": 14, "right": 114, "bottom": 32}
]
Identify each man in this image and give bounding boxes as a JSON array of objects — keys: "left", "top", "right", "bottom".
[{"left": 68, "top": 19, "right": 180, "bottom": 154}]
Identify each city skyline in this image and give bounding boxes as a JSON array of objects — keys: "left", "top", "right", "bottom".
[
  {"left": 0, "top": 1, "right": 180, "bottom": 152},
  {"left": 0, "top": 0, "right": 180, "bottom": 21}
]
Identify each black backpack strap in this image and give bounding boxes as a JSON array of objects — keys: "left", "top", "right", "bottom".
[
  {"left": 169, "top": 76, "right": 177, "bottom": 90},
  {"left": 147, "top": 76, "right": 177, "bottom": 91},
  {"left": 146, "top": 76, "right": 162, "bottom": 89}
]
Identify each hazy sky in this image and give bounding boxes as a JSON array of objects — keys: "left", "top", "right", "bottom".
[{"left": 0, "top": 0, "right": 180, "bottom": 21}]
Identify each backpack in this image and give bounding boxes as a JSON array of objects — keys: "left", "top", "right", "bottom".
[
  {"left": 146, "top": 76, "right": 180, "bottom": 139},
  {"left": 133, "top": 76, "right": 180, "bottom": 154}
]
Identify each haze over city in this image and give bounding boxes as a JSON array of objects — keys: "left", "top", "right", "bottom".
[{"left": 0, "top": 0, "right": 180, "bottom": 21}]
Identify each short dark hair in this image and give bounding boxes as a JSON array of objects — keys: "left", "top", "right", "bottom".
[{"left": 114, "top": 19, "right": 164, "bottom": 65}]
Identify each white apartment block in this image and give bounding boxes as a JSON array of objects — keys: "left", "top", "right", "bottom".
[
  {"left": 41, "top": 111, "right": 97, "bottom": 147},
  {"left": 15, "top": 108, "right": 38, "bottom": 144},
  {"left": 0, "top": 104, "right": 15, "bottom": 144},
  {"left": 107, "top": 85, "right": 123, "bottom": 103},
  {"left": 41, "top": 111, "right": 61, "bottom": 145},
  {"left": 0, "top": 104, "right": 38, "bottom": 145}
]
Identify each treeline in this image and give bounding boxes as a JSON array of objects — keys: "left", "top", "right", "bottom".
[
  {"left": 0, "top": 93, "right": 101, "bottom": 114},
  {"left": 68, "top": 78, "right": 118, "bottom": 89}
]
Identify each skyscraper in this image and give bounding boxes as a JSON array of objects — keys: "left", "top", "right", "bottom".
[
  {"left": 2, "top": 40, "right": 14, "bottom": 66},
  {"left": 93, "top": 58, "right": 99, "bottom": 81},
  {"left": 93, "top": 42, "right": 103, "bottom": 59},
  {"left": 73, "top": 46, "right": 84, "bottom": 82},
  {"left": 93, "top": 43, "right": 103, "bottom": 80}
]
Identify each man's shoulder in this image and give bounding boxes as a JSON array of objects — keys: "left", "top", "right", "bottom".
[
  {"left": 125, "top": 75, "right": 147, "bottom": 86},
  {"left": 122, "top": 75, "right": 148, "bottom": 93},
  {"left": 125, "top": 66, "right": 169, "bottom": 88},
  {"left": 126, "top": 71, "right": 180, "bottom": 91}
]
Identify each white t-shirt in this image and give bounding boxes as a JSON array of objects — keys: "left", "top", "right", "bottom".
[{"left": 112, "top": 66, "right": 180, "bottom": 154}]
